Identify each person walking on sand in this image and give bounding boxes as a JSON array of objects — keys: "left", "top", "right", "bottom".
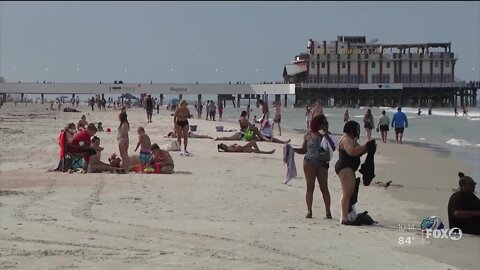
[
  {"left": 344, "top": 109, "right": 350, "bottom": 123},
  {"left": 134, "top": 127, "right": 152, "bottom": 173},
  {"left": 174, "top": 100, "right": 192, "bottom": 156},
  {"left": 335, "top": 121, "right": 371, "bottom": 225},
  {"left": 272, "top": 101, "right": 282, "bottom": 136},
  {"left": 117, "top": 111, "right": 130, "bottom": 172},
  {"left": 363, "top": 108, "right": 374, "bottom": 141},
  {"left": 391, "top": 107, "right": 408, "bottom": 144},
  {"left": 454, "top": 106, "right": 458, "bottom": 116},
  {"left": 293, "top": 115, "right": 334, "bottom": 219},
  {"left": 377, "top": 110, "right": 390, "bottom": 143}
]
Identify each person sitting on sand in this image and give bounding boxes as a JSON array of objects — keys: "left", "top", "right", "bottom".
[
  {"left": 149, "top": 143, "right": 174, "bottom": 174},
  {"left": 217, "top": 141, "right": 275, "bottom": 154},
  {"left": 259, "top": 119, "right": 291, "bottom": 144},
  {"left": 77, "top": 115, "right": 88, "bottom": 131},
  {"left": 134, "top": 127, "right": 152, "bottom": 173},
  {"left": 64, "top": 123, "right": 77, "bottom": 145},
  {"left": 448, "top": 173, "right": 480, "bottom": 235},
  {"left": 97, "top": 122, "right": 104, "bottom": 132},
  {"left": 238, "top": 110, "right": 271, "bottom": 142},
  {"left": 88, "top": 136, "right": 123, "bottom": 173}
]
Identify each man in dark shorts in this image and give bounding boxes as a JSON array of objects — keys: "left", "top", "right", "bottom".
[
  {"left": 448, "top": 174, "right": 480, "bottom": 235},
  {"left": 391, "top": 107, "right": 408, "bottom": 144},
  {"left": 145, "top": 95, "right": 153, "bottom": 123}
]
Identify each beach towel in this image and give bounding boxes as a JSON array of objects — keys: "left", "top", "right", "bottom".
[
  {"left": 283, "top": 144, "right": 297, "bottom": 184},
  {"left": 359, "top": 140, "right": 377, "bottom": 186}
]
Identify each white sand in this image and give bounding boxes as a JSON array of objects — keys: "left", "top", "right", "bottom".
[{"left": 0, "top": 103, "right": 479, "bottom": 269}]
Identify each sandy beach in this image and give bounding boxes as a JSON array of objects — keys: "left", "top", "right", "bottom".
[{"left": 0, "top": 103, "right": 479, "bottom": 270}]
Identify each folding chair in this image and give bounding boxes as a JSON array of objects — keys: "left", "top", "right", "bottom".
[{"left": 58, "top": 130, "right": 84, "bottom": 172}]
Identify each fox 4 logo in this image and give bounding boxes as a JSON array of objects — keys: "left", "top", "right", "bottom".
[{"left": 423, "top": 227, "right": 462, "bottom": 241}]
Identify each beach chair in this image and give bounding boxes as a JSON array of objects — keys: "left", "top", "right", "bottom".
[{"left": 58, "top": 130, "right": 84, "bottom": 172}]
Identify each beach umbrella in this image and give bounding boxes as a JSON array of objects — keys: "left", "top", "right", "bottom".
[
  {"left": 58, "top": 96, "right": 69, "bottom": 99},
  {"left": 169, "top": 98, "right": 180, "bottom": 106},
  {"left": 120, "top": 93, "right": 138, "bottom": 100}
]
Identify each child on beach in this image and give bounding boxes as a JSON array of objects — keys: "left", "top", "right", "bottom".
[
  {"left": 150, "top": 143, "right": 174, "bottom": 174},
  {"left": 134, "top": 127, "right": 152, "bottom": 173}
]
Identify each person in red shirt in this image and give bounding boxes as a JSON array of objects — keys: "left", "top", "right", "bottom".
[{"left": 70, "top": 123, "right": 98, "bottom": 167}]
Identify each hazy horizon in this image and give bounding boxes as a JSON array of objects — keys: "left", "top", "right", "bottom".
[{"left": 0, "top": 1, "right": 479, "bottom": 83}]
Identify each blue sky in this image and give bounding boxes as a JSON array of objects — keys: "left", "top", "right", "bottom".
[{"left": 0, "top": 1, "right": 479, "bottom": 83}]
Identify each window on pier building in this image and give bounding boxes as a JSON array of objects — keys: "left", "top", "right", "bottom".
[
  {"left": 445, "top": 61, "right": 450, "bottom": 68},
  {"left": 321, "top": 62, "right": 326, "bottom": 68},
  {"left": 414, "top": 61, "right": 418, "bottom": 68},
  {"left": 311, "top": 62, "right": 316, "bottom": 68},
  {"left": 371, "top": 62, "right": 376, "bottom": 68},
  {"left": 342, "top": 62, "right": 346, "bottom": 69},
  {"left": 435, "top": 61, "right": 439, "bottom": 68},
  {"left": 386, "top": 62, "right": 390, "bottom": 68}
]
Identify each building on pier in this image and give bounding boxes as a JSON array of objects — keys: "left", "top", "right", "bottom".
[{"left": 283, "top": 35, "right": 478, "bottom": 107}]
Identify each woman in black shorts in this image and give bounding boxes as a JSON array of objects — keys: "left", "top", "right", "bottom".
[{"left": 174, "top": 100, "right": 192, "bottom": 155}]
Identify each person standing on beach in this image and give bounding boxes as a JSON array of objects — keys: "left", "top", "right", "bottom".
[
  {"left": 205, "top": 101, "right": 210, "bottom": 120},
  {"left": 428, "top": 106, "right": 432, "bottom": 116},
  {"left": 462, "top": 104, "right": 468, "bottom": 116},
  {"left": 344, "top": 109, "right": 350, "bottom": 123},
  {"left": 293, "top": 115, "right": 333, "bottom": 219},
  {"left": 454, "top": 106, "right": 458, "bottom": 116},
  {"left": 363, "top": 109, "right": 374, "bottom": 141},
  {"left": 391, "top": 107, "right": 408, "bottom": 144},
  {"left": 305, "top": 106, "right": 312, "bottom": 129},
  {"left": 377, "top": 110, "right": 390, "bottom": 143},
  {"left": 134, "top": 127, "right": 152, "bottom": 173},
  {"left": 258, "top": 100, "right": 270, "bottom": 124},
  {"left": 145, "top": 95, "right": 153, "bottom": 123},
  {"left": 272, "top": 101, "right": 282, "bottom": 136},
  {"left": 209, "top": 101, "right": 216, "bottom": 121},
  {"left": 117, "top": 111, "right": 130, "bottom": 172},
  {"left": 197, "top": 102, "right": 203, "bottom": 118},
  {"left": 174, "top": 100, "right": 192, "bottom": 156},
  {"left": 218, "top": 102, "right": 223, "bottom": 121},
  {"left": 335, "top": 121, "right": 371, "bottom": 225},
  {"left": 311, "top": 101, "right": 324, "bottom": 118}
]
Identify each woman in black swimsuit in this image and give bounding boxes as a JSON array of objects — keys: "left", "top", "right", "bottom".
[
  {"left": 335, "top": 120, "right": 369, "bottom": 225},
  {"left": 174, "top": 100, "right": 192, "bottom": 155}
]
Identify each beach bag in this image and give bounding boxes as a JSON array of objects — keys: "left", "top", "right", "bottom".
[{"left": 170, "top": 141, "right": 181, "bottom": 151}]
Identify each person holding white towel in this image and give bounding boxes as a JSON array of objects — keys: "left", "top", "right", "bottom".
[{"left": 293, "top": 115, "right": 334, "bottom": 219}]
